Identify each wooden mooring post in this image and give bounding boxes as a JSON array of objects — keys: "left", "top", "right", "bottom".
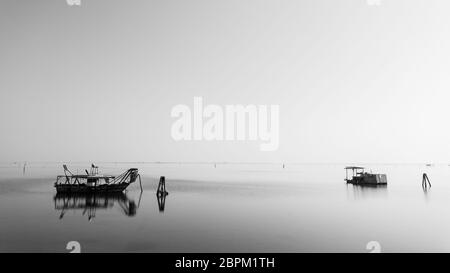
[
  {"left": 157, "top": 176, "right": 169, "bottom": 196},
  {"left": 422, "top": 173, "right": 431, "bottom": 188}
]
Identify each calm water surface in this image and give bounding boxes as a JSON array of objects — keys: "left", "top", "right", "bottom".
[{"left": 0, "top": 163, "right": 448, "bottom": 252}]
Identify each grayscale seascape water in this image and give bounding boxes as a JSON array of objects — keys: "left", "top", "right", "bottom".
[{"left": 0, "top": 162, "right": 448, "bottom": 253}]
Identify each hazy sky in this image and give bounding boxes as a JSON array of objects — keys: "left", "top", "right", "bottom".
[{"left": 1, "top": 0, "right": 450, "bottom": 163}]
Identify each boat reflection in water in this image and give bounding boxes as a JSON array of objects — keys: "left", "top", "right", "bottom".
[
  {"left": 346, "top": 184, "right": 388, "bottom": 200},
  {"left": 54, "top": 192, "right": 142, "bottom": 221}
]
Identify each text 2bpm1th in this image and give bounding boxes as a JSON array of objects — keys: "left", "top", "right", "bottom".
[{"left": 175, "top": 257, "right": 276, "bottom": 271}]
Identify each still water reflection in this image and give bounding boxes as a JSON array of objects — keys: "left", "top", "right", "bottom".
[
  {"left": 157, "top": 193, "right": 167, "bottom": 213},
  {"left": 53, "top": 190, "right": 168, "bottom": 220},
  {"left": 346, "top": 184, "right": 388, "bottom": 200},
  {"left": 1, "top": 163, "right": 450, "bottom": 252},
  {"left": 54, "top": 192, "right": 141, "bottom": 220}
]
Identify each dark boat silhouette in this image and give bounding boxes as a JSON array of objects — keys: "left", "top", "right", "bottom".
[
  {"left": 345, "top": 166, "right": 387, "bottom": 185},
  {"left": 54, "top": 164, "right": 141, "bottom": 193}
]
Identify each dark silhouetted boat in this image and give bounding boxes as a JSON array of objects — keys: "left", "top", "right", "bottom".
[
  {"left": 54, "top": 164, "right": 141, "bottom": 193},
  {"left": 345, "top": 166, "right": 387, "bottom": 185}
]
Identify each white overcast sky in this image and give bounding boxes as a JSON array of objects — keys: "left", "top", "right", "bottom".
[{"left": 1, "top": 0, "right": 450, "bottom": 163}]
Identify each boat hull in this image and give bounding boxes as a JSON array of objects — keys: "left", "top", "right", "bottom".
[
  {"left": 55, "top": 182, "right": 130, "bottom": 193},
  {"left": 347, "top": 174, "right": 387, "bottom": 185}
]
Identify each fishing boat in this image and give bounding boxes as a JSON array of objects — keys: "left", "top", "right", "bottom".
[
  {"left": 345, "top": 166, "right": 387, "bottom": 185},
  {"left": 54, "top": 164, "right": 142, "bottom": 193}
]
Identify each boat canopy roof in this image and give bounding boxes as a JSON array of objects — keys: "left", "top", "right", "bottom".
[{"left": 345, "top": 166, "right": 364, "bottom": 170}]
